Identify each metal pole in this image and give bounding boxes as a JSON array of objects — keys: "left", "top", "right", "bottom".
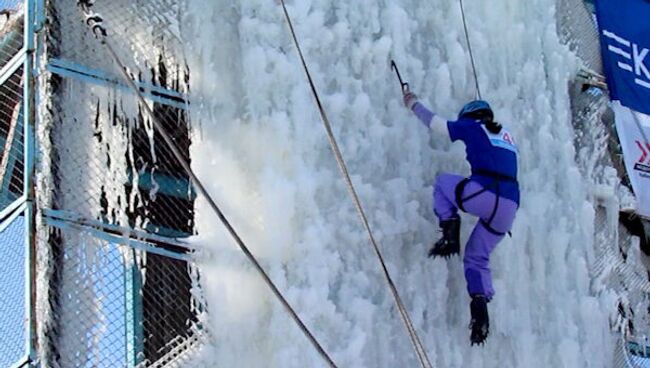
[{"left": 23, "top": 0, "right": 38, "bottom": 363}]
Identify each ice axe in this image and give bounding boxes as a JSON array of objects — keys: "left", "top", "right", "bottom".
[{"left": 390, "top": 60, "right": 409, "bottom": 94}]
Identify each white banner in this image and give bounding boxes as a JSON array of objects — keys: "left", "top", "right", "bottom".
[{"left": 612, "top": 101, "right": 650, "bottom": 218}]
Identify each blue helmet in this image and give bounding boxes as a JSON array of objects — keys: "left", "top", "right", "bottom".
[{"left": 458, "top": 100, "right": 493, "bottom": 121}]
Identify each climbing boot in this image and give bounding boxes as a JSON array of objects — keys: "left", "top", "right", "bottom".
[
  {"left": 428, "top": 216, "right": 461, "bottom": 258},
  {"left": 469, "top": 295, "right": 489, "bottom": 346}
]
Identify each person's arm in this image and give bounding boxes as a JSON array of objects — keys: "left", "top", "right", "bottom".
[
  {"left": 403, "top": 92, "right": 450, "bottom": 136},
  {"left": 411, "top": 101, "right": 448, "bottom": 129}
]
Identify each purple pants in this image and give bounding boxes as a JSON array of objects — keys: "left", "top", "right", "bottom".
[{"left": 433, "top": 173, "right": 518, "bottom": 299}]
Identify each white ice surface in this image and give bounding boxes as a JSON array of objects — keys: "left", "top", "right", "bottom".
[{"left": 182, "top": 1, "right": 618, "bottom": 367}]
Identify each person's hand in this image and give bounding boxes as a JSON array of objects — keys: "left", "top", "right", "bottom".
[{"left": 403, "top": 91, "right": 418, "bottom": 110}]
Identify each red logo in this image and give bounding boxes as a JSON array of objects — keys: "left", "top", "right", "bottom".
[{"left": 637, "top": 141, "right": 650, "bottom": 164}]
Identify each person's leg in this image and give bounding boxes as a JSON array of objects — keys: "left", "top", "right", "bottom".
[
  {"left": 461, "top": 192, "right": 518, "bottom": 298},
  {"left": 432, "top": 173, "right": 466, "bottom": 221},
  {"left": 463, "top": 223, "right": 503, "bottom": 299},
  {"left": 462, "top": 220, "right": 503, "bottom": 345},
  {"left": 429, "top": 173, "right": 466, "bottom": 257},
  {"left": 462, "top": 192, "right": 518, "bottom": 342},
  {"left": 434, "top": 178, "right": 519, "bottom": 345}
]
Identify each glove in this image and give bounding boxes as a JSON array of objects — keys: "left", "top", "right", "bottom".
[{"left": 403, "top": 91, "right": 418, "bottom": 110}]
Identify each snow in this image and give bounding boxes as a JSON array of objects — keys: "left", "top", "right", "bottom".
[{"left": 182, "top": 0, "right": 617, "bottom": 367}]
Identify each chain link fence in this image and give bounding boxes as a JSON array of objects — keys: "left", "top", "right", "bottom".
[
  {"left": 591, "top": 203, "right": 650, "bottom": 368},
  {"left": 0, "top": 3, "right": 29, "bottom": 367},
  {"left": 35, "top": 0, "right": 206, "bottom": 367},
  {"left": 0, "top": 6, "right": 24, "bottom": 70},
  {"left": 0, "top": 5, "right": 25, "bottom": 213},
  {"left": 0, "top": 64, "right": 25, "bottom": 210},
  {"left": 0, "top": 214, "right": 27, "bottom": 367},
  {"left": 38, "top": 221, "right": 203, "bottom": 368},
  {"left": 556, "top": 0, "right": 602, "bottom": 75},
  {"left": 42, "top": 0, "right": 192, "bottom": 237}
]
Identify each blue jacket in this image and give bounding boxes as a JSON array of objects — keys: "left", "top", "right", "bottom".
[{"left": 412, "top": 102, "right": 520, "bottom": 205}]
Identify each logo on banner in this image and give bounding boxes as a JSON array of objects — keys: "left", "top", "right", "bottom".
[
  {"left": 635, "top": 140, "right": 650, "bottom": 176},
  {"left": 603, "top": 30, "right": 650, "bottom": 90}
]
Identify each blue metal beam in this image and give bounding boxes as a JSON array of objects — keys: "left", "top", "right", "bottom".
[
  {"left": 46, "top": 58, "right": 189, "bottom": 110},
  {"left": 124, "top": 248, "right": 144, "bottom": 367},
  {"left": 128, "top": 170, "right": 197, "bottom": 200},
  {"left": 43, "top": 217, "right": 193, "bottom": 262},
  {"left": 24, "top": 0, "right": 37, "bottom": 364},
  {"left": 42, "top": 208, "right": 196, "bottom": 251},
  {"left": 33, "top": 0, "right": 45, "bottom": 33}
]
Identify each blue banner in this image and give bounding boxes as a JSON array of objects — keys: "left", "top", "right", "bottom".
[{"left": 595, "top": 0, "right": 650, "bottom": 115}]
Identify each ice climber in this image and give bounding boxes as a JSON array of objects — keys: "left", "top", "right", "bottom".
[{"left": 403, "top": 91, "right": 519, "bottom": 345}]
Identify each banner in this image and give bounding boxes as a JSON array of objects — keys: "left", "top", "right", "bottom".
[
  {"left": 596, "top": 0, "right": 650, "bottom": 218},
  {"left": 612, "top": 102, "right": 650, "bottom": 218},
  {"left": 595, "top": 0, "right": 650, "bottom": 116}
]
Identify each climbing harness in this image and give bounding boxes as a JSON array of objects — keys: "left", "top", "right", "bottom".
[
  {"left": 279, "top": 1, "right": 433, "bottom": 368},
  {"left": 459, "top": 0, "right": 482, "bottom": 100},
  {"left": 76, "top": 2, "right": 338, "bottom": 367},
  {"left": 454, "top": 169, "right": 517, "bottom": 236}
]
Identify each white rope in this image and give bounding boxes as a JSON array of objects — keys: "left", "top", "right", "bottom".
[
  {"left": 76, "top": 2, "right": 338, "bottom": 366},
  {"left": 459, "top": 0, "right": 482, "bottom": 100},
  {"left": 279, "top": 2, "right": 433, "bottom": 367}
]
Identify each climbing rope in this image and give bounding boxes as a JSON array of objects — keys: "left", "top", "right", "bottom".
[
  {"left": 75, "top": 2, "right": 338, "bottom": 367},
  {"left": 459, "top": 0, "right": 482, "bottom": 100},
  {"left": 279, "top": 2, "right": 433, "bottom": 368}
]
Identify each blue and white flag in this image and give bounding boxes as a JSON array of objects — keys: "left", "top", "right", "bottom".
[
  {"left": 595, "top": 0, "right": 650, "bottom": 115},
  {"left": 596, "top": 0, "right": 650, "bottom": 218}
]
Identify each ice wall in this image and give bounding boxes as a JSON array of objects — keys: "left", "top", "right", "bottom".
[{"left": 183, "top": 1, "right": 617, "bottom": 367}]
